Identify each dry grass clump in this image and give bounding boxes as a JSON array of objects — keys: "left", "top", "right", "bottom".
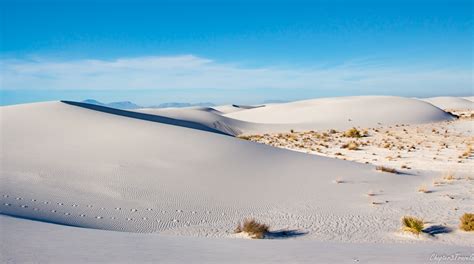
[
  {"left": 418, "top": 185, "right": 430, "bottom": 193},
  {"left": 344, "top": 127, "right": 363, "bottom": 138},
  {"left": 235, "top": 218, "right": 270, "bottom": 239},
  {"left": 461, "top": 145, "right": 472, "bottom": 158},
  {"left": 443, "top": 172, "right": 456, "bottom": 181},
  {"left": 376, "top": 166, "right": 398, "bottom": 174},
  {"left": 401, "top": 216, "right": 424, "bottom": 235},
  {"left": 238, "top": 135, "right": 252, "bottom": 140},
  {"left": 341, "top": 141, "right": 359, "bottom": 150},
  {"left": 459, "top": 213, "right": 474, "bottom": 231}
]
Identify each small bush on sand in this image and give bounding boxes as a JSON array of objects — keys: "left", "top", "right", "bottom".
[
  {"left": 344, "top": 127, "right": 362, "bottom": 138},
  {"left": 418, "top": 185, "right": 429, "bottom": 193},
  {"left": 235, "top": 218, "right": 269, "bottom": 239},
  {"left": 401, "top": 216, "right": 424, "bottom": 235},
  {"left": 376, "top": 166, "right": 398, "bottom": 174},
  {"left": 341, "top": 141, "right": 359, "bottom": 150},
  {"left": 443, "top": 172, "right": 456, "bottom": 181},
  {"left": 459, "top": 213, "right": 474, "bottom": 231}
]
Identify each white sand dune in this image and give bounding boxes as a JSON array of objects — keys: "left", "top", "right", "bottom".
[
  {"left": 421, "top": 96, "right": 474, "bottom": 110},
  {"left": 1, "top": 99, "right": 472, "bottom": 262},
  {"left": 134, "top": 106, "right": 269, "bottom": 136},
  {"left": 463, "top": 96, "right": 474, "bottom": 102},
  {"left": 1, "top": 101, "right": 401, "bottom": 234},
  {"left": 225, "top": 96, "right": 454, "bottom": 130},
  {"left": 136, "top": 96, "right": 455, "bottom": 136}
]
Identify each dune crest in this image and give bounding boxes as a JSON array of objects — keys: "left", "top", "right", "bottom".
[{"left": 225, "top": 96, "right": 454, "bottom": 129}]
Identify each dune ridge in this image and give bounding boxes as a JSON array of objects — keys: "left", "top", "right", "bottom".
[{"left": 225, "top": 96, "right": 454, "bottom": 130}]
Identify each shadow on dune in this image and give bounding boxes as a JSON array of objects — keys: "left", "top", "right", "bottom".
[
  {"left": 231, "top": 104, "right": 265, "bottom": 110},
  {"left": 423, "top": 225, "right": 453, "bottom": 236},
  {"left": 61, "top": 101, "right": 232, "bottom": 136},
  {"left": 265, "top": 229, "right": 308, "bottom": 239}
]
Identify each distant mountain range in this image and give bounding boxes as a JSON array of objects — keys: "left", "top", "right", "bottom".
[{"left": 81, "top": 99, "right": 215, "bottom": 110}]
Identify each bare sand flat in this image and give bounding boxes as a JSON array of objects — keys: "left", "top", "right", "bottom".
[
  {"left": 1, "top": 97, "right": 473, "bottom": 262},
  {"left": 2, "top": 215, "right": 472, "bottom": 264}
]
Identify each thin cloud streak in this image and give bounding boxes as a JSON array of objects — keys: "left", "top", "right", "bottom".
[{"left": 1, "top": 55, "right": 472, "bottom": 95}]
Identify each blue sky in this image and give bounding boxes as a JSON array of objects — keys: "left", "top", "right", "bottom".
[{"left": 1, "top": 0, "right": 472, "bottom": 105}]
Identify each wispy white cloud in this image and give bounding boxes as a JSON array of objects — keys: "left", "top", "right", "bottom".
[{"left": 1, "top": 55, "right": 472, "bottom": 95}]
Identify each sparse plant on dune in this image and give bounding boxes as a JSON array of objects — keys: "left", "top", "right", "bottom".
[
  {"left": 235, "top": 218, "right": 270, "bottom": 239},
  {"left": 344, "top": 127, "right": 363, "bottom": 138},
  {"left": 238, "top": 135, "right": 252, "bottom": 140},
  {"left": 401, "top": 216, "right": 424, "bottom": 235},
  {"left": 459, "top": 213, "right": 474, "bottom": 231},
  {"left": 334, "top": 178, "right": 344, "bottom": 184},
  {"left": 376, "top": 166, "right": 398, "bottom": 174},
  {"left": 341, "top": 141, "right": 359, "bottom": 150},
  {"left": 443, "top": 172, "right": 456, "bottom": 181},
  {"left": 418, "top": 185, "right": 430, "bottom": 193}
]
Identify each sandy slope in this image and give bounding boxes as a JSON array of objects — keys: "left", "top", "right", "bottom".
[
  {"left": 463, "top": 96, "right": 474, "bottom": 102},
  {"left": 225, "top": 96, "right": 454, "bottom": 130},
  {"left": 134, "top": 106, "right": 269, "bottom": 136},
  {"left": 1, "top": 98, "right": 473, "bottom": 262},
  {"left": 421, "top": 96, "right": 474, "bottom": 111}
]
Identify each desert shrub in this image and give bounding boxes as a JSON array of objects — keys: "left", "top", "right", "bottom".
[
  {"left": 341, "top": 141, "right": 359, "bottom": 150},
  {"left": 376, "top": 166, "right": 398, "bottom": 174},
  {"left": 235, "top": 218, "right": 269, "bottom": 239},
  {"left": 459, "top": 213, "right": 474, "bottom": 231},
  {"left": 401, "top": 216, "right": 424, "bottom": 235},
  {"left": 418, "top": 185, "right": 429, "bottom": 193},
  {"left": 344, "top": 127, "right": 362, "bottom": 138},
  {"left": 443, "top": 172, "right": 456, "bottom": 181}
]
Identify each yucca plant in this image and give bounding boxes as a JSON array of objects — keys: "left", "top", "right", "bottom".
[
  {"left": 401, "top": 216, "right": 424, "bottom": 235},
  {"left": 235, "top": 218, "right": 270, "bottom": 239}
]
